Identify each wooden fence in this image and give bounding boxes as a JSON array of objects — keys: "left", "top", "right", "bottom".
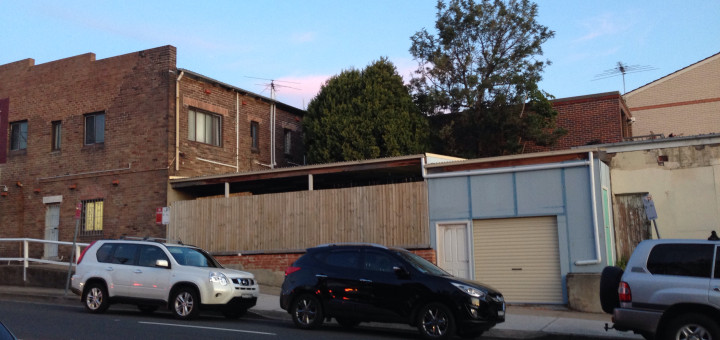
[{"left": 168, "top": 182, "right": 429, "bottom": 253}]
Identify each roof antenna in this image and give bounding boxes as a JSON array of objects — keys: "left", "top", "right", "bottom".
[{"left": 593, "top": 62, "right": 657, "bottom": 94}]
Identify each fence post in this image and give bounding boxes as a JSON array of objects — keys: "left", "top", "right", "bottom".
[{"left": 23, "top": 239, "right": 28, "bottom": 282}]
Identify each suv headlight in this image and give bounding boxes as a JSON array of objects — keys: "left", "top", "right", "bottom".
[
  {"left": 452, "top": 282, "right": 486, "bottom": 298},
  {"left": 209, "top": 272, "right": 229, "bottom": 286}
]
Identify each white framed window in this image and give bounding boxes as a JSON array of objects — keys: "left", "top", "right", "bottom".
[{"left": 188, "top": 109, "right": 222, "bottom": 146}]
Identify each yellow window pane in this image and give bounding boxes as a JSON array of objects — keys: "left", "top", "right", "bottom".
[
  {"left": 94, "top": 201, "right": 104, "bottom": 231},
  {"left": 85, "top": 202, "right": 95, "bottom": 231}
]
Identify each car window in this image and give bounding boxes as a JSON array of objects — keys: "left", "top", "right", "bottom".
[
  {"left": 323, "top": 250, "right": 361, "bottom": 269},
  {"left": 96, "top": 243, "right": 115, "bottom": 263},
  {"left": 111, "top": 244, "right": 138, "bottom": 265},
  {"left": 166, "top": 246, "right": 219, "bottom": 268},
  {"left": 364, "top": 250, "right": 402, "bottom": 273},
  {"left": 395, "top": 250, "right": 449, "bottom": 276},
  {"left": 647, "top": 243, "right": 713, "bottom": 278},
  {"left": 138, "top": 245, "right": 169, "bottom": 267},
  {"left": 715, "top": 247, "right": 720, "bottom": 279}
]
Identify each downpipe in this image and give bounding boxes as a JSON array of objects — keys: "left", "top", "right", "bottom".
[{"left": 575, "top": 151, "right": 602, "bottom": 266}]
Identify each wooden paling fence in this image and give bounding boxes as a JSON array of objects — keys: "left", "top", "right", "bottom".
[{"left": 168, "top": 182, "right": 429, "bottom": 253}]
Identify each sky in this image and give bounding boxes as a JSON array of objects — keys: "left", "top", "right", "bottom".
[{"left": 1, "top": 1, "right": 719, "bottom": 110}]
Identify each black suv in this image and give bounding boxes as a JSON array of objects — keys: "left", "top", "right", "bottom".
[{"left": 280, "top": 244, "right": 505, "bottom": 339}]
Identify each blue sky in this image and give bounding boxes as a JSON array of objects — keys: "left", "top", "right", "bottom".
[{"left": 2, "top": 1, "right": 719, "bottom": 109}]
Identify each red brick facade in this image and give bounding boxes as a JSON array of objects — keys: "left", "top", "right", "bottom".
[
  {"left": 215, "top": 248, "right": 437, "bottom": 273},
  {"left": 0, "top": 46, "right": 304, "bottom": 257},
  {"left": 524, "top": 92, "right": 633, "bottom": 153}
]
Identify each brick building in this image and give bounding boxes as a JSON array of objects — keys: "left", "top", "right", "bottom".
[
  {"left": 523, "top": 92, "right": 633, "bottom": 153},
  {"left": 623, "top": 51, "right": 720, "bottom": 137},
  {"left": 0, "top": 46, "right": 304, "bottom": 258}
]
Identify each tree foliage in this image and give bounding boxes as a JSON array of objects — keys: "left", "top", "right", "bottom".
[
  {"left": 303, "top": 58, "right": 429, "bottom": 163},
  {"left": 410, "top": 0, "right": 565, "bottom": 157}
]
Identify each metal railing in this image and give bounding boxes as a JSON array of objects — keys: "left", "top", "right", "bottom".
[{"left": 0, "top": 238, "right": 89, "bottom": 282}]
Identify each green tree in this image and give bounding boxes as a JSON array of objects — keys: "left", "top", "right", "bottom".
[
  {"left": 410, "top": 0, "right": 565, "bottom": 157},
  {"left": 303, "top": 58, "right": 429, "bottom": 163}
]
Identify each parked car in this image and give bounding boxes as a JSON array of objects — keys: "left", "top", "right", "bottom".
[
  {"left": 600, "top": 239, "right": 720, "bottom": 340},
  {"left": 280, "top": 243, "right": 505, "bottom": 339},
  {"left": 71, "top": 237, "right": 259, "bottom": 320},
  {"left": 0, "top": 321, "right": 17, "bottom": 340}
]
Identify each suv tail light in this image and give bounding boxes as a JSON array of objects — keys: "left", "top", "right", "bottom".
[
  {"left": 285, "top": 266, "right": 301, "bottom": 276},
  {"left": 618, "top": 281, "right": 632, "bottom": 304},
  {"left": 76, "top": 240, "right": 97, "bottom": 264}
]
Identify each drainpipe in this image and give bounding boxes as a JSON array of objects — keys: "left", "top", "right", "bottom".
[
  {"left": 175, "top": 71, "right": 184, "bottom": 172},
  {"left": 575, "top": 151, "right": 603, "bottom": 266},
  {"left": 236, "top": 92, "right": 239, "bottom": 172}
]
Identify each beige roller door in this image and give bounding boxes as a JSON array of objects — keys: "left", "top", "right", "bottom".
[{"left": 473, "top": 216, "right": 563, "bottom": 304}]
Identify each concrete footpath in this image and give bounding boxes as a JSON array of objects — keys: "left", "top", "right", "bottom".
[{"left": 0, "top": 284, "right": 642, "bottom": 339}]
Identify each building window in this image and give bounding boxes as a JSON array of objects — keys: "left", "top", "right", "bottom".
[
  {"left": 250, "top": 121, "right": 259, "bottom": 151},
  {"left": 81, "top": 199, "right": 104, "bottom": 236},
  {"left": 10, "top": 121, "right": 28, "bottom": 151},
  {"left": 188, "top": 109, "right": 221, "bottom": 146},
  {"left": 284, "top": 129, "right": 292, "bottom": 155},
  {"left": 84, "top": 112, "right": 105, "bottom": 145},
  {"left": 51, "top": 121, "right": 62, "bottom": 151}
]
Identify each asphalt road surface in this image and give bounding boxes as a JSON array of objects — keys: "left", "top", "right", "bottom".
[{"left": 0, "top": 299, "right": 614, "bottom": 340}]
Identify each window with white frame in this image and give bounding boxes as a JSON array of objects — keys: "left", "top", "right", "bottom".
[{"left": 188, "top": 109, "right": 222, "bottom": 146}]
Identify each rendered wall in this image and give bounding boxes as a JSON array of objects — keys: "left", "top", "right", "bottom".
[{"left": 609, "top": 144, "right": 720, "bottom": 239}]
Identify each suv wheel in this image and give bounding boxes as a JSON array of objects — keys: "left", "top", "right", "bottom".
[
  {"left": 417, "top": 302, "right": 456, "bottom": 339},
  {"left": 291, "top": 294, "right": 324, "bottom": 329},
  {"left": 663, "top": 313, "right": 719, "bottom": 340},
  {"left": 82, "top": 283, "right": 109, "bottom": 313},
  {"left": 171, "top": 287, "right": 200, "bottom": 320},
  {"left": 600, "top": 266, "right": 624, "bottom": 314}
]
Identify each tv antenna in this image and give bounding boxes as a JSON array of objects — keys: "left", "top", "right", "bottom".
[
  {"left": 593, "top": 62, "right": 657, "bottom": 94},
  {"left": 244, "top": 76, "right": 301, "bottom": 99}
]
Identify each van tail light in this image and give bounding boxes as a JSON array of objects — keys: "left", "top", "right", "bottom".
[
  {"left": 76, "top": 240, "right": 97, "bottom": 264},
  {"left": 618, "top": 281, "right": 632, "bottom": 304},
  {"left": 285, "top": 266, "right": 301, "bottom": 276}
]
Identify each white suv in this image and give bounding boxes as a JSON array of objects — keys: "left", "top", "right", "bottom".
[
  {"left": 601, "top": 239, "right": 720, "bottom": 340},
  {"left": 71, "top": 238, "right": 259, "bottom": 320}
]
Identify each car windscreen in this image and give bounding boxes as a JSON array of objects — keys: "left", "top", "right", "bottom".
[
  {"left": 166, "top": 246, "right": 222, "bottom": 268},
  {"left": 394, "top": 249, "right": 449, "bottom": 276}
]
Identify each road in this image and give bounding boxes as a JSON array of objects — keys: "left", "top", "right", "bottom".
[{"left": 0, "top": 299, "right": 615, "bottom": 340}]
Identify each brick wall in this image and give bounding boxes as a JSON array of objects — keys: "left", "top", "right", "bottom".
[
  {"left": 524, "top": 92, "right": 632, "bottom": 153},
  {"left": 0, "top": 46, "right": 175, "bottom": 256},
  {"left": 175, "top": 75, "right": 304, "bottom": 178},
  {"left": 214, "top": 248, "right": 437, "bottom": 273},
  {"left": 624, "top": 53, "right": 720, "bottom": 136}
]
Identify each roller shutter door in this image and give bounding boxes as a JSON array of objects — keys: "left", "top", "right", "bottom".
[{"left": 473, "top": 216, "right": 563, "bottom": 304}]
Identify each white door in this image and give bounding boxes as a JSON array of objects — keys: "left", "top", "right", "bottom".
[
  {"left": 437, "top": 223, "right": 471, "bottom": 279},
  {"left": 44, "top": 204, "right": 60, "bottom": 259}
]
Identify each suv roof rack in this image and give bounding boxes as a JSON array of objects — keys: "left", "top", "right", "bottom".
[
  {"left": 119, "top": 235, "right": 184, "bottom": 245},
  {"left": 315, "top": 242, "right": 387, "bottom": 249}
]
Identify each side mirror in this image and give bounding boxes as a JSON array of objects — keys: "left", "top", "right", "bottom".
[
  {"left": 393, "top": 266, "right": 410, "bottom": 279},
  {"left": 156, "top": 259, "right": 170, "bottom": 268}
]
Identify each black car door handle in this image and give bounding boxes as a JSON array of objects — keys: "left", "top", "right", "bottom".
[
  {"left": 316, "top": 274, "right": 327, "bottom": 278},
  {"left": 360, "top": 279, "right": 372, "bottom": 283}
]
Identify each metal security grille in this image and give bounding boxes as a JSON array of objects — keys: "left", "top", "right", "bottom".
[{"left": 80, "top": 199, "right": 104, "bottom": 237}]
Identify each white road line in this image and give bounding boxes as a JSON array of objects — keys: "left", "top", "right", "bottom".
[{"left": 138, "top": 321, "right": 276, "bottom": 336}]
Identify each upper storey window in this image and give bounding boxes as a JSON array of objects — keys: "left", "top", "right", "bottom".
[
  {"left": 188, "top": 109, "right": 221, "bottom": 146},
  {"left": 84, "top": 112, "right": 105, "bottom": 145},
  {"left": 10, "top": 120, "right": 28, "bottom": 150}
]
